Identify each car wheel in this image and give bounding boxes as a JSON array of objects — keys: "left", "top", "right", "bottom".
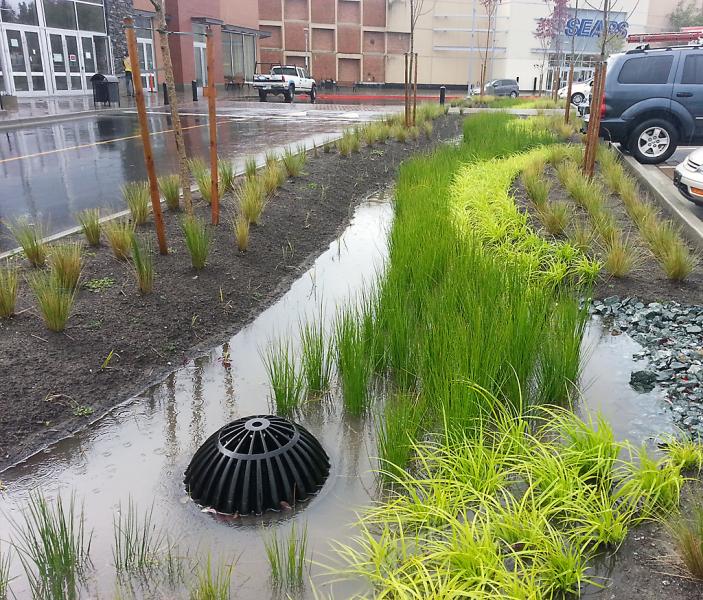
[
  {"left": 510, "top": 91, "right": 518, "bottom": 98},
  {"left": 309, "top": 85, "right": 316, "bottom": 104},
  {"left": 258, "top": 90, "right": 267, "bottom": 102},
  {"left": 628, "top": 119, "right": 679, "bottom": 165},
  {"left": 284, "top": 84, "right": 295, "bottom": 103},
  {"left": 571, "top": 92, "right": 585, "bottom": 105}
]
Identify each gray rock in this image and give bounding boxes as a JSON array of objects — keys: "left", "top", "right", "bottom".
[
  {"left": 687, "top": 325, "right": 702, "bottom": 334},
  {"left": 630, "top": 370, "right": 657, "bottom": 393}
]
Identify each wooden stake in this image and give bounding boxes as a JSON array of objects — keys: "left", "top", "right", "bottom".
[
  {"left": 404, "top": 52, "right": 409, "bottom": 127},
  {"left": 206, "top": 25, "right": 219, "bottom": 225},
  {"left": 564, "top": 62, "right": 574, "bottom": 124},
  {"left": 124, "top": 17, "right": 168, "bottom": 255}
]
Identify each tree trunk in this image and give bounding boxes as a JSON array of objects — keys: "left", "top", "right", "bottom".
[
  {"left": 152, "top": 0, "right": 192, "bottom": 213},
  {"left": 564, "top": 61, "right": 574, "bottom": 124}
]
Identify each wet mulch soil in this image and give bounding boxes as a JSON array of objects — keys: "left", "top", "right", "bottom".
[
  {"left": 0, "top": 115, "right": 462, "bottom": 469},
  {"left": 511, "top": 164, "right": 703, "bottom": 305}
]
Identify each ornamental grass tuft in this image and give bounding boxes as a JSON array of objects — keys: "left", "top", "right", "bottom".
[{"left": 181, "top": 215, "right": 209, "bottom": 270}]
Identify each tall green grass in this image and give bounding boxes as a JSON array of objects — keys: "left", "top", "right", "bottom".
[
  {"left": 28, "top": 271, "right": 76, "bottom": 332},
  {"left": 49, "top": 242, "right": 82, "bottom": 290},
  {"left": 181, "top": 215, "right": 210, "bottom": 270},
  {"left": 264, "top": 523, "right": 309, "bottom": 591},
  {"left": 0, "top": 263, "right": 19, "bottom": 318},
  {"left": 262, "top": 340, "right": 304, "bottom": 415},
  {"left": 76, "top": 209, "right": 101, "bottom": 246},
  {"left": 11, "top": 220, "right": 47, "bottom": 267},
  {"left": 300, "top": 318, "right": 332, "bottom": 394},
  {"left": 12, "top": 491, "right": 91, "bottom": 599},
  {"left": 217, "top": 158, "right": 235, "bottom": 194},
  {"left": 0, "top": 543, "right": 9, "bottom": 600},
  {"left": 123, "top": 181, "right": 150, "bottom": 225},
  {"left": 189, "top": 556, "right": 232, "bottom": 600},
  {"left": 158, "top": 174, "right": 181, "bottom": 211},
  {"left": 104, "top": 219, "right": 134, "bottom": 261},
  {"left": 375, "top": 394, "right": 426, "bottom": 480},
  {"left": 131, "top": 235, "right": 154, "bottom": 294},
  {"left": 335, "top": 308, "right": 371, "bottom": 415},
  {"left": 113, "top": 499, "right": 163, "bottom": 575}
]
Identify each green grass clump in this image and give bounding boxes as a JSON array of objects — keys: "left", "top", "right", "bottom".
[
  {"left": 187, "top": 157, "right": 208, "bottom": 181},
  {"left": 671, "top": 505, "right": 703, "bottom": 579},
  {"left": 11, "top": 220, "right": 46, "bottom": 267},
  {"left": 538, "top": 201, "right": 570, "bottom": 236},
  {"left": 323, "top": 142, "right": 332, "bottom": 154},
  {"left": 113, "top": 499, "right": 163, "bottom": 574},
  {"left": 661, "top": 436, "right": 703, "bottom": 472},
  {"left": 232, "top": 212, "right": 250, "bottom": 252},
  {"left": 195, "top": 169, "right": 215, "bottom": 205},
  {"left": 244, "top": 156, "right": 258, "bottom": 179},
  {"left": 420, "top": 119, "right": 433, "bottom": 139},
  {"left": 181, "top": 215, "right": 209, "bottom": 270},
  {"left": 262, "top": 340, "right": 304, "bottom": 415},
  {"left": 522, "top": 160, "right": 550, "bottom": 207},
  {"left": 49, "top": 242, "right": 82, "bottom": 290},
  {"left": 218, "top": 158, "right": 235, "bottom": 194},
  {"left": 264, "top": 523, "right": 308, "bottom": 591},
  {"left": 104, "top": 219, "right": 134, "bottom": 260},
  {"left": 190, "top": 556, "right": 232, "bottom": 600},
  {"left": 300, "top": 318, "right": 332, "bottom": 394},
  {"left": 335, "top": 308, "right": 371, "bottom": 415},
  {"left": 337, "top": 130, "right": 359, "bottom": 157},
  {"left": 76, "top": 209, "right": 101, "bottom": 246},
  {"left": 391, "top": 124, "right": 408, "bottom": 143},
  {"left": 0, "top": 543, "right": 10, "bottom": 600},
  {"left": 261, "top": 162, "right": 287, "bottom": 196},
  {"left": 281, "top": 146, "right": 306, "bottom": 177},
  {"left": 333, "top": 398, "right": 693, "bottom": 598},
  {"left": 570, "top": 221, "right": 593, "bottom": 253},
  {"left": 237, "top": 177, "right": 267, "bottom": 225},
  {"left": 376, "top": 394, "right": 425, "bottom": 481},
  {"left": 462, "top": 112, "right": 555, "bottom": 160},
  {"left": 12, "top": 492, "right": 91, "bottom": 599},
  {"left": 264, "top": 151, "right": 278, "bottom": 169},
  {"left": 159, "top": 174, "right": 181, "bottom": 211},
  {"left": 0, "top": 263, "right": 19, "bottom": 318},
  {"left": 131, "top": 235, "right": 154, "bottom": 294},
  {"left": 661, "top": 243, "right": 697, "bottom": 281},
  {"left": 28, "top": 271, "right": 76, "bottom": 332},
  {"left": 603, "top": 236, "right": 638, "bottom": 278},
  {"left": 123, "top": 181, "right": 150, "bottom": 225}
]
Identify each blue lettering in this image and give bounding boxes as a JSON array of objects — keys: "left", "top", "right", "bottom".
[
  {"left": 618, "top": 21, "right": 629, "bottom": 37},
  {"left": 591, "top": 20, "right": 603, "bottom": 37},
  {"left": 565, "top": 17, "right": 579, "bottom": 36},
  {"left": 579, "top": 19, "right": 594, "bottom": 36}
]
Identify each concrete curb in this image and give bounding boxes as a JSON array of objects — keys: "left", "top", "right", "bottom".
[
  {"left": 0, "top": 108, "right": 130, "bottom": 130},
  {"left": 0, "top": 129, "right": 350, "bottom": 261},
  {"left": 615, "top": 146, "right": 703, "bottom": 252}
]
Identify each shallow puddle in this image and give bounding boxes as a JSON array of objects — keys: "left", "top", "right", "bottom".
[{"left": 0, "top": 194, "right": 680, "bottom": 598}]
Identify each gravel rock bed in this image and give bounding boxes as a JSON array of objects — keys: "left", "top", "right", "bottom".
[{"left": 591, "top": 296, "right": 703, "bottom": 436}]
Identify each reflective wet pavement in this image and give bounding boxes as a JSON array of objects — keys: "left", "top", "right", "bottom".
[
  {"left": 0, "top": 185, "right": 680, "bottom": 598},
  {"left": 0, "top": 102, "right": 393, "bottom": 252}
]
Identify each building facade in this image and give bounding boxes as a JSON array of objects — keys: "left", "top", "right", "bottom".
[{"left": 0, "top": 0, "right": 266, "bottom": 96}]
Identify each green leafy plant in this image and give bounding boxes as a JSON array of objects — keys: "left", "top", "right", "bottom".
[
  {"left": 181, "top": 215, "right": 210, "bottom": 270},
  {"left": 28, "top": 271, "right": 76, "bottom": 332},
  {"left": 0, "top": 263, "right": 19, "bottom": 318},
  {"left": 264, "top": 523, "right": 309, "bottom": 591},
  {"left": 158, "top": 174, "right": 181, "bottom": 211},
  {"left": 11, "top": 220, "right": 47, "bottom": 267},
  {"left": 49, "top": 242, "right": 82, "bottom": 290},
  {"left": 103, "top": 219, "right": 134, "bottom": 261},
  {"left": 131, "top": 235, "right": 154, "bottom": 294},
  {"left": 11, "top": 491, "right": 91, "bottom": 599},
  {"left": 76, "top": 209, "right": 101, "bottom": 246},
  {"left": 262, "top": 340, "right": 304, "bottom": 415},
  {"left": 83, "top": 277, "right": 115, "bottom": 293},
  {"left": 123, "top": 181, "right": 150, "bottom": 225}
]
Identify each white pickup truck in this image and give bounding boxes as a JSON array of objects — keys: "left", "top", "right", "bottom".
[{"left": 253, "top": 66, "right": 317, "bottom": 103}]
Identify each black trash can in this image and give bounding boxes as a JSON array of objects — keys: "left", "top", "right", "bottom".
[{"left": 90, "top": 74, "right": 121, "bottom": 107}]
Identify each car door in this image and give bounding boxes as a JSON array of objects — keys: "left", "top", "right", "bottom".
[{"left": 673, "top": 51, "right": 703, "bottom": 138}]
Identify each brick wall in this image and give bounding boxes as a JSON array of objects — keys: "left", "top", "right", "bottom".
[
  {"left": 338, "top": 57, "right": 360, "bottom": 83},
  {"left": 311, "top": 0, "right": 334, "bottom": 23},
  {"left": 337, "top": 24, "right": 360, "bottom": 54},
  {"left": 362, "top": 53, "right": 383, "bottom": 82},
  {"left": 362, "top": 0, "right": 384, "bottom": 27},
  {"left": 259, "top": 0, "right": 281, "bottom": 20},
  {"left": 337, "top": 0, "right": 360, "bottom": 24},
  {"left": 284, "top": 0, "right": 307, "bottom": 21}
]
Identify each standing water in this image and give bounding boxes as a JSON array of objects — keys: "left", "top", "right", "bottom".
[{"left": 0, "top": 190, "right": 680, "bottom": 598}]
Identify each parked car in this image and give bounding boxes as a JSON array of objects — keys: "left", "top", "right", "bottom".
[
  {"left": 674, "top": 147, "right": 703, "bottom": 206},
  {"left": 253, "top": 66, "right": 317, "bottom": 103},
  {"left": 557, "top": 77, "right": 593, "bottom": 105},
  {"left": 471, "top": 79, "right": 520, "bottom": 97},
  {"left": 586, "top": 45, "right": 703, "bottom": 164}
]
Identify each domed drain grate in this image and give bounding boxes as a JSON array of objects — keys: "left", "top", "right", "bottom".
[{"left": 184, "top": 415, "right": 330, "bottom": 515}]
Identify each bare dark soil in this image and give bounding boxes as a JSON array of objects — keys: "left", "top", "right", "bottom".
[
  {"left": 0, "top": 115, "right": 462, "bottom": 469},
  {"left": 511, "top": 164, "right": 703, "bottom": 305}
]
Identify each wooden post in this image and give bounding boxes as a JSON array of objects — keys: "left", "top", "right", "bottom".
[
  {"left": 564, "top": 62, "right": 574, "bottom": 124},
  {"left": 206, "top": 25, "right": 219, "bottom": 225},
  {"left": 412, "top": 52, "right": 418, "bottom": 126},
  {"left": 124, "top": 17, "right": 168, "bottom": 255},
  {"left": 404, "top": 52, "right": 409, "bottom": 127}
]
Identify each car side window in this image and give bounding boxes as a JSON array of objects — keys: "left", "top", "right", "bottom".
[
  {"left": 682, "top": 55, "right": 703, "bottom": 84},
  {"left": 617, "top": 55, "right": 674, "bottom": 84}
]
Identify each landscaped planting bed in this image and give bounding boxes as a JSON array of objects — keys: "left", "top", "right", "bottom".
[{"left": 0, "top": 107, "right": 459, "bottom": 468}]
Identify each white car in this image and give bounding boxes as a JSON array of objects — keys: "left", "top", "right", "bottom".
[
  {"left": 253, "top": 65, "right": 317, "bottom": 103},
  {"left": 674, "top": 147, "right": 703, "bottom": 206},
  {"left": 557, "top": 78, "right": 593, "bottom": 105}
]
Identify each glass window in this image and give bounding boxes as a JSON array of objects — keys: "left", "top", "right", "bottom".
[
  {"left": 13, "top": 75, "right": 29, "bottom": 91},
  {"left": 232, "top": 33, "right": 244, "bottom": 76},
  {"left": 81, "top": 36, "right": 94, "bottom": 71},
  {"left": 6, "top": 30, "right": 26, "bottom": 71},
  {"left": 243, "top": 35, "right": 255, "bottom": 80},
  {"left": 618, "top": 55, "right": 673, "bottom": 85},
  {"left": 43, "top": 0, "right": 77, "bottom": 29},
  {"left": 25, "top": 31, "right": 42, "bottom": 71},
  {"left": 32, "top": 75, "right": 45, "bottom": 90},
  {"left": 682, "top": 55, "right": 703, "bottom": 85},
  {"left": 94, "top": 35, "right": 109, "bottom": 73},
  {"left": 76, "top": 2, "right": 104, "bottom": 32},
  {"left": 50, "top": 34, "right": 65, "bottom": 73},
  {"left": 222, "top": 35, "right": 233, "bottom": 78},
  {"left": 65, "top": 36, "right": 80, "bottom": 72},
  {"left": 0, "top": 0, "right": 39, "bottom": 25}
]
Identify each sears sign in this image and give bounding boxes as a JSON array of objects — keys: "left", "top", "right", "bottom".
[{"left": 565, "top": 18, "right": 629, "bottom": 38}]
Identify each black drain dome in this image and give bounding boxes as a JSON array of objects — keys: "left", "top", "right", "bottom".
[{"left": 184, "top": 415, "right": 330, "bottom": 515}]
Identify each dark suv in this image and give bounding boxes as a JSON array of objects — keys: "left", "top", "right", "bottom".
[{"left": 594, "top": 46, "right": 703, "bottom": 164}]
